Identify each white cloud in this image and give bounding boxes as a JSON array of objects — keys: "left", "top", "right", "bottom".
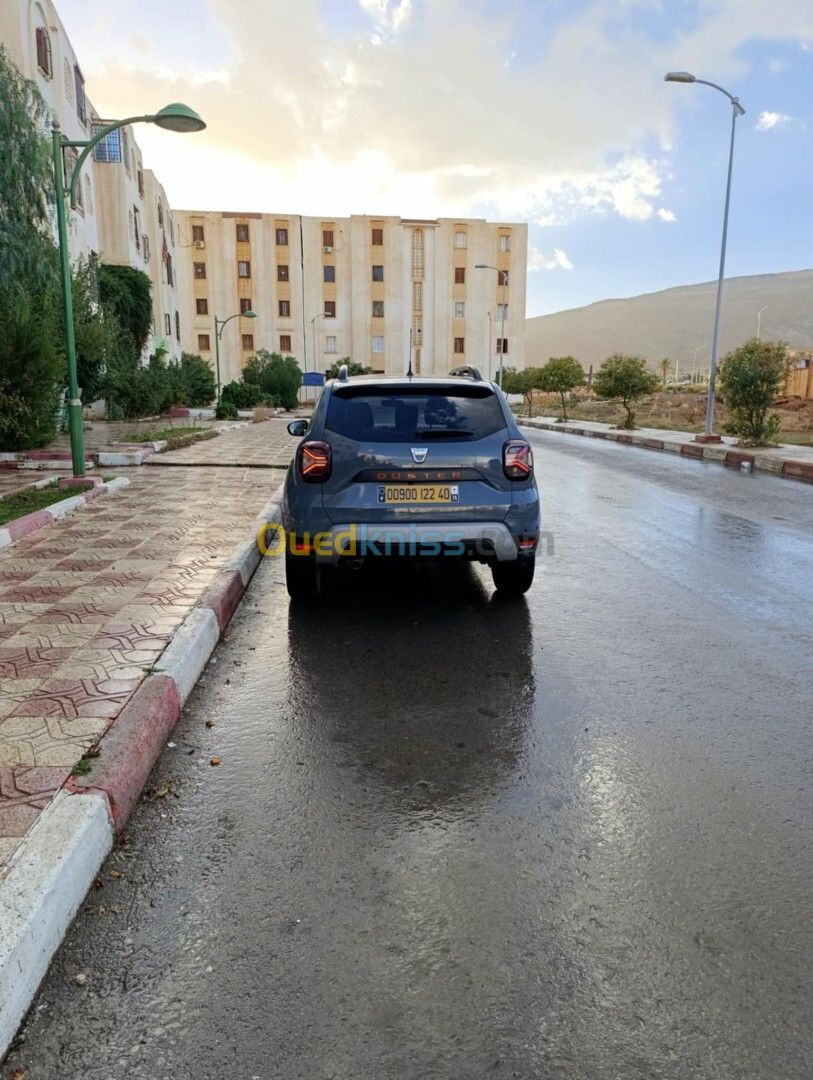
[
  {"left": 528, "top": 246, "right": 573, "bottom": 271},
  {"left": 755, "top": 111, "right": 792, "bottom": 130},
  {"left": 658, "top": 208, "right": 676, "bottom": 222}
]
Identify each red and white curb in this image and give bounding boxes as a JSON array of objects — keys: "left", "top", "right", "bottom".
[
  {"left": 521, "top": 418, "right": 813, "bottom": 483},
  {"left": 0, "top": 485, "right": 284, "bottom": 1056},
  {"left": 0, "top": 477, "right": 131, "bottom": 550}
]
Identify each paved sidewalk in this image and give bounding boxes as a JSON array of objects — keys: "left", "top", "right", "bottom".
[
  {"left": 0, "top": 466, "right": 277, "bottom": 872},
  {"left": 521, "top": 416, "right": 813, "bottom": 481},
  {"left": 147, "top": 417, "right": 296, "bottom": 468}
]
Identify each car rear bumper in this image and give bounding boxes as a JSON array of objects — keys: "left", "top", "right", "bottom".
[{"left": 310, "top": 521, "right": 526, "bottom": 564}]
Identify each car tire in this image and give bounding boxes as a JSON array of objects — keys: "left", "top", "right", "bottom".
[
  {"left": 491, "top": 554, "right": 535, "bottom": 596},
  {"left": 285, "top": 548, "right": 320, "bottom": 601}
]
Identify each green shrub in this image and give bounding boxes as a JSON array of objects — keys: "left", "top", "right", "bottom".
[
  {"left": 221, "top": 380, "right": 265, "bottom": 409},
  {"left": 242, "top": 349, "right": 302, "bottom": 410},
  {"left": 718, "top": 339, "right": 789, "bottom": 446},
  {"left": 0, "top": 308, "right": 62, "bottom": 449},
  {"left": 215, "top": 401, "right": 239, "bottom": 420},
  {"left": 592, "top": 354, "right": 659, "bottom": 429},
  {"left": 175, "top": 352, "right": 216, "bottom": 407}
]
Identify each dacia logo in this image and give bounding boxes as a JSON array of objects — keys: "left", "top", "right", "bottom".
[{"left": 411, "top": 448, "right": 428, "bottom": 463}]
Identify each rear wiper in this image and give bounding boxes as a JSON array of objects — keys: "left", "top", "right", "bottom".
[{"left": 415, "top": 428, "right": 474, "bottom": 439}]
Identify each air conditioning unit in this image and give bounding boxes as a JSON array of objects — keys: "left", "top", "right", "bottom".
[
  {"left": 194, "top": 240, "right": 205, "bottom": 249},
  {"left": 322, "top": 246, "right": 332, "bottom": 254}
]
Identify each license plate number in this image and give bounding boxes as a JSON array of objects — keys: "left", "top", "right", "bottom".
[{"left": 378, "top": 484, "right": 459, "bottom": 504}]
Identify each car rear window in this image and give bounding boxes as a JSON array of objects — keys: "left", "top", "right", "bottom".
[{"left": 325, "top": 385, "right": 507, "bottom": 442}]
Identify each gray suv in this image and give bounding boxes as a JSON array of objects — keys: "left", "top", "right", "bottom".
[{"left": 281, "top": 366, "right": 540, "bottom": 600}]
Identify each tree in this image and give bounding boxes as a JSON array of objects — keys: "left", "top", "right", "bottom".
[
  {"left": 324, "top": 357, "right": 373, "bottom": 379},
  {"left": 502, "top": 366, "right": 545, "bottom": 416},
  {"left": 592, "top": 354, "right": 659, "bottom": 429},
  {"left": 539, "top": 356, "right": 585, "bottom": 421},
  {"left": 176, "top": 352, "right": 216, "bottom": 407},
  {"left": 718, "top": 338, "right": 789, "bottom": 446},
  {"left": 0, "top": 47, "right": 64, "bottom": 448},
  {"left": 659, "top": 358, "right": 671, "bottom": 387},
  {"left": 243, "top": 349, "right": 302, "bottom": 410},
  {"left": 98, "top": 264, "right": 153, "bottom": 356}
]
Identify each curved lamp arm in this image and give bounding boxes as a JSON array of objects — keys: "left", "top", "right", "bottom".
[{"left": 64, "top": 115, "right": 154, "bottom": 206}]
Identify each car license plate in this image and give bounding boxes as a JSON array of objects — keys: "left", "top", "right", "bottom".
[{"left": 378, "top": 484, "right": 459, "bottom": 504}]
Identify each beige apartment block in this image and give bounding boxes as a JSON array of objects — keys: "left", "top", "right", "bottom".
[
  {"left": 175, "top": 212, "right": 528, "bottom": 387},
  {"left": 1, "top": 0, "right": 182, "bottom": 361}
]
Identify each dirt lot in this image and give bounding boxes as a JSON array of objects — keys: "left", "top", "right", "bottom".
[{"left": 522, "top": 392, "right": 813, "bottom": 445}]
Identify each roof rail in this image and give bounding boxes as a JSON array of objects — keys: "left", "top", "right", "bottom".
[{"left": 448, "top": 365, "right": 483, "bottom": 381}]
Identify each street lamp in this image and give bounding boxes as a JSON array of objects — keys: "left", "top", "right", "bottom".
[
  {"left": 310, "top": 312, "right": 327, "bottom": 375},
  {"left": 53, "top": 103, "right": 206, "bottom": 477},
  {"left": 487, "top": 311, "right": 493, "bottom": 382},
  {"left": 757, "top": 305, "right": 770, "bottom": 340},
  {"left": 665, "top": 71, "right": 745, "bottom": 442},
  {"left": 476, "top": 264, "right": 508, "bottom": 387},
  {"left": 215, "top": 310, "right": 256, "bottom": 402}
]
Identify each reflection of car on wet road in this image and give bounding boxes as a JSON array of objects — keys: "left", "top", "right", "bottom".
[{"left": 283, "top": 365, "right": 540, "bottom": 600}]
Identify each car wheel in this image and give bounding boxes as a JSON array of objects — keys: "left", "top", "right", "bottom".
[
  {"left": 285, "top": 548, "right": 320, "bottom": 601},
  {"left": 491, "top": 554, "right": 535, "bottom": 596}
]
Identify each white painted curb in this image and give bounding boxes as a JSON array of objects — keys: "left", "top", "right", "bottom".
[
  {"left": 0, "top": 790, "right": 113, "bottom": 1055},
  {"left": 153, "top": 607, "right": 220, "bottom": 707}
]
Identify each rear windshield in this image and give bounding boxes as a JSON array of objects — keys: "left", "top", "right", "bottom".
[{"left": 325, "top": 385, "right": 506, "bottom": 442}]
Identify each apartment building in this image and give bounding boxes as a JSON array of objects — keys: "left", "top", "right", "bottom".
[
  {"left": 1, "top": 0, "right": 181, "bottom": 360},
  {"left": 174, "top": 212, "right": 528, "bottom": 387}
]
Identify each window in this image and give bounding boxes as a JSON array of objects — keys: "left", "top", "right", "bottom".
[
  {"left": 372, "top": 228, "right": 383, "bottom": 245},
  {"left": 498, "top": 270, "right": 509, "bottom": 286},
  {"left": 63, "top": 58, "right": 74, "bottom": 103},
  {"left": 74, "top": 65, "right": 86, "bottom": 124},
  {"left": 325, "top": 336, "right": 337, "bottom": 353},
  {"left": 372, "top": 265, "right": 384, "bottom": 282},
  {"left": 280, "top": 335, "right": 292, "bottom": 352},
  {"left": 454, "top": 267, "right": 465, "bottom": 284},
  {"left": 455, "top": 302, "right": 466, "bottom": 318},
  {"left": 325, "top": 386, "right": 505, "bottom": 443},
  {"left": 122, "top": 130, "right": 130, "bottom": 174},
  {"left": 242, "top": 334, "right": 254, "bottom": 351},
  {"left": 372, "top": 300, "right": 384, "bottom": 318},
  {"left": 497, "top": 338, "right": 509, "bottom": 354},
  {"left": 36, "top": 27, "right": 53, "bottom": 78},
  {"left": 166, "top": 255, "right": 173, "bottom": 287},
  {"left": 198, "top": 334, "right": 210, "bottom": 351},
  {"left": 454, "top": 337, "right": 465, "bottom": 354},
  {"left": 372, "top": 336, "right": 384, "bottom": 354},
  {"left": 157, "top": 199, "right": 164, "bottom": 227},
  {"left": 275, "top": 227, "right": 287, "bottom": 245},
  {"left": 137, "top": 168, "right": 144, "bottom": 198},
  {"left": 237, "top": 224, "right": 250, "bottom": 242},
  {"left": 455, "top": 231, "right": 467, "bottom": 249},
  {"left": 238, "top": 260, "right": 251, "bottom": 278},
  {"left": 192, "top": 225, "right": 205, "bottom": 243},
  {"left": 240, "top": 298, "right": 253, "bottom": 314},
  {"left": 323, "top": 265, "right": 335, "bottom": 283},
  {"left": 196, "top": 299, "right": 208, "bottom": 315},
  {"left": 175, "top": 312, "right": 181, "bottom": 341},
  {"left": 132, "top": 206, "right": 140, "bottom": 249},
  {"left": 497, "top": 303, "right": 508, "bottom": 320},
  {"left": 92, "top": 126, "right": 120, "bottom": 162},
  {"left": 164, "top": 313, "right": 172, "bottom": 335},
  {"left": 65, "top": 149, "right": 83, "bottom": 209},
  {"left": 143, "top": 234, "right": 150, "bottom": 261},
  {"left": 193, "top": 262, "right": 206, "bottom": 279},
  {"left": 322, "top": 229, "right": 334, "bottom": 248},
  {"left": 278, "top": 300, "right": 290, "bottom": 317},
  {"left": 499, "top": 234, "right": 511, "bottom": 252},
  {"left": 324, "top": 301, "right": 336, "bottom": 318},
  {"left": 277, "top": 264, "right": 289, "bottom": 281}
]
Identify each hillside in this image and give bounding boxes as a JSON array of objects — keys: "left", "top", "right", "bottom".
[{"left": 525, "top": 270, "right": 813, "bottom": 372}]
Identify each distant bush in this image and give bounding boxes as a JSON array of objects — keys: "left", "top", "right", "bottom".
[
  {"left": 215, "top": 401, "right": 239, "bottom": 420},
  {"left": 221, "top": 380, "right": 265, "bottom": 409},
  {"left": 174, "top": 352, "right": 216, "bottom": 407},
  {"left": 718, "top": 338, "right": 789, "bottom": 446}
]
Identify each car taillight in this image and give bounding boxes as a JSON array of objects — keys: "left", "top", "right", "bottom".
[
  {"left": 503, "top": 439, "right": 533, "bottom": 480},
  {"left": 297, "top": 440, "right": 332, "bottom": 482}
]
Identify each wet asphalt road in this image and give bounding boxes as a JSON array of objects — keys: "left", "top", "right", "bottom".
[{"left": 6, "top": 433, "right": 813, "bottom": 1080}]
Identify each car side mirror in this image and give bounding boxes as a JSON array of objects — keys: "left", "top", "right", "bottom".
[{"left": 288, "top": 420, "right": 308, "bottom": 437}]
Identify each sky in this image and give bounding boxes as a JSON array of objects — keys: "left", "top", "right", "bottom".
[{"left": 54, "top": 0, "right": 813, "bottom": 320}]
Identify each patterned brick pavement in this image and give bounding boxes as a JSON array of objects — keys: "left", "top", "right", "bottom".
[
  {"left": 0, "top": 464, "right": 277, "bottom": 871},
  {"left": 148, "top": 418, "right": 296, "bottom": 468}
]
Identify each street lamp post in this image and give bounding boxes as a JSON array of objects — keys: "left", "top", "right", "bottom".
[
  {"left": 215, "top": 310, "right": 257, "bottom": 402},
  {"left": 757, "top": 305, "right": 770, "bottom": 341},
  {"left": 310, "top": 312, "right": 326, "bottom": 376},
  {"left": 53, "top": 103, "right": 205, "bottom": 477},
  {"left": 665, "top": 71, "right": 745, "bottom": 441},
  {"left": 476, "top": 264, "right": 508, "bottom": 387},
  {"left": 487, "top": 311, "right": 493, "bottom": 382}
]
